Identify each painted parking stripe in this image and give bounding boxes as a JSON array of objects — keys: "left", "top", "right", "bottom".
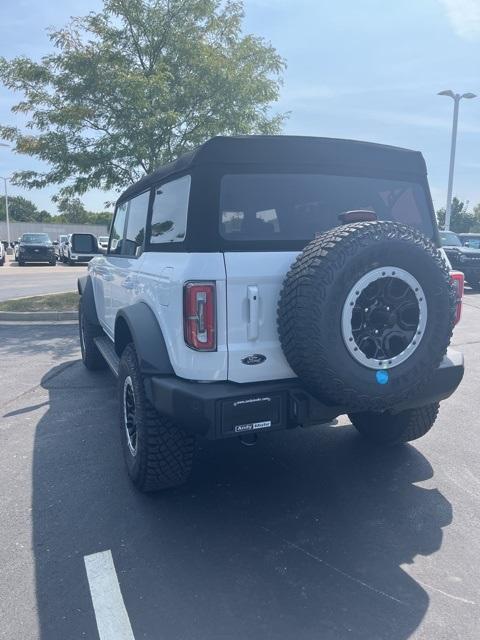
[{"left": 84, "top": 550, "right": 135, "bottom": 640}]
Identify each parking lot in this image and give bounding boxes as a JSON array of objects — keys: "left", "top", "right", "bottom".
[
  {"left": 0, "top": 255, "right": 85, "bottom": 301},
  {"left": 0, "top": 290, "right": 479, "bottom": 639}
]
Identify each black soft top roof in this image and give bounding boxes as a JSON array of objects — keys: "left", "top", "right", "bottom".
[{"left": 118, "top": 135, "right": 427, "bottom": 204}]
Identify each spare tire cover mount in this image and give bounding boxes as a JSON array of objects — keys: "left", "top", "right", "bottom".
[{"left": 341, "top": 266, "right": 428, "bottom": 370}]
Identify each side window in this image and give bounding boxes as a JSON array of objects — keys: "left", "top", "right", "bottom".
[
  {"left": 108, "top": 202, "right": 128, "bottom": 255},
  {"left": 149, "top": 175, "right": 190, "bottom": 244},
  {"left": 124, "top": 190, "right": 150, "bottom": 257}
]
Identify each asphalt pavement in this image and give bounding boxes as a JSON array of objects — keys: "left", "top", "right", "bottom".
[
  {"left": 0, "top": 254, "right": 86, "bottom": 301},
  {"left": 1, "top": 295, "right": 480, "bottom": 639}
]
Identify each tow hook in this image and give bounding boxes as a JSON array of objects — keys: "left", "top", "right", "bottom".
[{"left": 240, "top": 433, "right": 257, "bottom": 447}]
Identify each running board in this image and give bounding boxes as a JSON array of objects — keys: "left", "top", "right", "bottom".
[{"left": 94, "top": 336, "right": 120, "bottom": 377}]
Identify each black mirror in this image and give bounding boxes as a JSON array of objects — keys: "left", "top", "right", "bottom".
[
  {"left": 464, "top": 241, "right": 470, "bottom": 247},
  {"left": 53, "top": 240, "right": 59, "bottom": 245},
  {"left": 70, "top": 233, "right": 99, "bottom": 254}
]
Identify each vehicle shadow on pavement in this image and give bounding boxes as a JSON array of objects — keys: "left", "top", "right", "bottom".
[
  {"left": 32, "top": 362, "right": 452, "bottom": 640},
  {"left": 0, "top": 323, "right": 79, "bottom": 360}
]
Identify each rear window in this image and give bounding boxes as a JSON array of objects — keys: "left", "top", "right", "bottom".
[
  {"left": 73, "top": 235, "right": 96, "bottom": 253},
  {"left": 220, "top": 174, "right": 434, "bottom": 242}
]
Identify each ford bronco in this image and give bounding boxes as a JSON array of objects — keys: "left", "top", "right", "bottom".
[{"left": 78, "top": 136, "right": 465, "bottom": 492}]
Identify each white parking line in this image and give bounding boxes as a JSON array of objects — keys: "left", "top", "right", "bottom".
[{"left": 84, "top": 550, "right": 135, "bottom": 640}]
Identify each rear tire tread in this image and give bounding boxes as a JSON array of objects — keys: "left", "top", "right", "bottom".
[
  {"left": 349, "top": 402, "right": 440, "bottom": 445},
  {"left": 119, "top": 344, "right": 194, "bottom": 492}
]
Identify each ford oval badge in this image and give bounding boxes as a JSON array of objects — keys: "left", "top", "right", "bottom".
[{"left": 242, "top": 354, "right": 266, "bottom": 365}]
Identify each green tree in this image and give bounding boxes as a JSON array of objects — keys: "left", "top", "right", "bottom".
[
  {"left": 436, "top": 198, "right": 477, "bottom": 233},
  {"left": 472, "top": 203, "right": 480, "bottom": 232},
  {"left": 87, "top": 211, "right": 113, "bottom": 226},
  {"left": 54, "top": 196, "right": 113, "bottom": 226},
  {"left": 0, "top": 195, "right": 41, "bottom": 221},
  {"left": 0, "top": 0, "right": 286, "bottom": 197},
  {"left": 55, "top": 196, "right": 90, "bottom": 223}
]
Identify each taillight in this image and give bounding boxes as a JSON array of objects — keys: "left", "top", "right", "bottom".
[
  {"left": 450, "top": 271, "right": 464, "bottom": 325},
  {"left": 184, "top": 282, "right": 216, "bottom": 351}
]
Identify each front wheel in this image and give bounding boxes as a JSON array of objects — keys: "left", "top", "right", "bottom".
[
  {"left": 348, "top": 403, "right": 439, "bottom": 445},
  {"left": 79, "top": 298, "right": 107, "bottom": 370},
  {"left": 118, "top": 344, "right": 195, "bottom": 492}
]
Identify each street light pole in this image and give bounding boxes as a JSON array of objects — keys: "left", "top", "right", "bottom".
[
  {"left": 0, "top": 142, "right": 11, "bottom": 249},
  {"left": 438, "top": 90, "right": 477, "bottom": 231},
  {"left": 1, "top": 176, "right": 11, "bottom": 247}
]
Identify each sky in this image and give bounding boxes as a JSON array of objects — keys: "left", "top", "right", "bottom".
[{"left": 0, "top": 0, "right": 479, "bottom": 214}]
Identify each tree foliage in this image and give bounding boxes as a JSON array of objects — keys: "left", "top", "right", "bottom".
[
  {"left": 436, "top": 197, "right": 480, "bottom": 233},
  {"left": 0, "top": 0, "right": 286, "bottom": 197},
  {"left": 0, "top": 195, "right": 42, "bottom": 222},
  {"left": 54, "top": 196, "right": 112, "bottom": 225},
  {"left": 0, "top": 194, "right": 111, "bottom": 225}
]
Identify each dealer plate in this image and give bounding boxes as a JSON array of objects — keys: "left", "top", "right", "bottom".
[{"left": 234, "top": 420, "right": 272, "bottom": 434}]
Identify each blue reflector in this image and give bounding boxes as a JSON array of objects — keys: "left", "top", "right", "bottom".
[{"left": 376, "top": 370, "right": 389, "bottom": 385}]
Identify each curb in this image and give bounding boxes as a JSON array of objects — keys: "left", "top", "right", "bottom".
[{"left": 0, "top": 310, "right": 78, "bottom": 321}]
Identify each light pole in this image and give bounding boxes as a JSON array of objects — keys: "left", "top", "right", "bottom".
[
  {"left": 0, "top": 142, "right": 11, "bottom": 251},
  {"left": 0, "top": 175, "right": 11, "bottom": 248},
  {"left": 438, "top": 90, "right": 477, "bottom": 230}
]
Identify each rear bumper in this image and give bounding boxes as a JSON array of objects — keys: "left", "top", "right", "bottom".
[
  {"left": 70, "top": 254, "right": 95, "bottom": 262},
  {"left": 144, "top": 348, "right": 464, "bottom": 440}
]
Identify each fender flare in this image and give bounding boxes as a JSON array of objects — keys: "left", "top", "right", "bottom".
[
  {"left": 77, "top": 275, "right": 100, "bottom": 326},
  {"left": 115, "top": 303, "right": 174, "bottom": 376}
]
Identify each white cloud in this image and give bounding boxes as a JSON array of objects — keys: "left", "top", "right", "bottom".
[{"left": 439, "top": 0, "right": 480, "bottom": 40}]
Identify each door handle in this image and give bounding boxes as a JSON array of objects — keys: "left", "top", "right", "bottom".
[
  {"left": 122, "top": 277, "right": 136, "bottom": 290},
  {"left": 247, "top": 285, "right": 259, "bottom": 340},
  {"left": 96, "top": 268, "right": 113, "bottom": 281}
]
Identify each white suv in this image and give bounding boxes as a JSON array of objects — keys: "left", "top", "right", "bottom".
[{"left": 78, "top": 135, "right": 465, "bottom": 492}]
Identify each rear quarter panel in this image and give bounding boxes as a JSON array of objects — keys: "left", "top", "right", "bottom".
[{"left": 134, "top": 252, "right": 228, "bottom": 381}]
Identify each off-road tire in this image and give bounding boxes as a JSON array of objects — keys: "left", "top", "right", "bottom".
[
  {"left": 349, "top": 402, "right": 439, "bottom": 445},
  {"left": 278, "top": 221, "right": 455, "bottom": 411},
  {"left": 118, "top": 344, "right": 195, "bottom": 492},
  {"left": 79, "top": 297, "right": 107, "bottom": 371}
]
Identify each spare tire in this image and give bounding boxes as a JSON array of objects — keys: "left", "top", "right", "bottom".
[{"left": 277, "top": 221, "right": 455, "bottom": 411}]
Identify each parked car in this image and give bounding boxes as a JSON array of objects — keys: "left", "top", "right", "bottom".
[
  {"left": 56, "top": 234, "right": 68, "bottom": 260},
  {"left": 78, "top": 135, "right": 464, "bottom": 493},
  {"left": 458, "top": 233, "right": 480, "bottom": 249},
  {"left": 97, "top": 236, "right": 109, "bottom": 250},
  {"left": 439, "top": 230, "right": 480, "bottom": 290},
  {"left": 0, "top": 240, "right": 5, "bottom": 266},
  {"left": 59, "top": 234, "right": 71, "bottom": 262},
  {"left": 64, "top": 233, "right": 103, "bottom": 265},
  {"left": 16, "top": 233, "right": 56, "bottom": 266},
  {"left": 13, "top": 238, "right": 21, "bottom": 261}
]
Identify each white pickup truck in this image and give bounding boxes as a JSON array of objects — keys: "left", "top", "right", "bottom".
[{"left": 78, "top": 135, "right": 464, "bottom": 492}]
